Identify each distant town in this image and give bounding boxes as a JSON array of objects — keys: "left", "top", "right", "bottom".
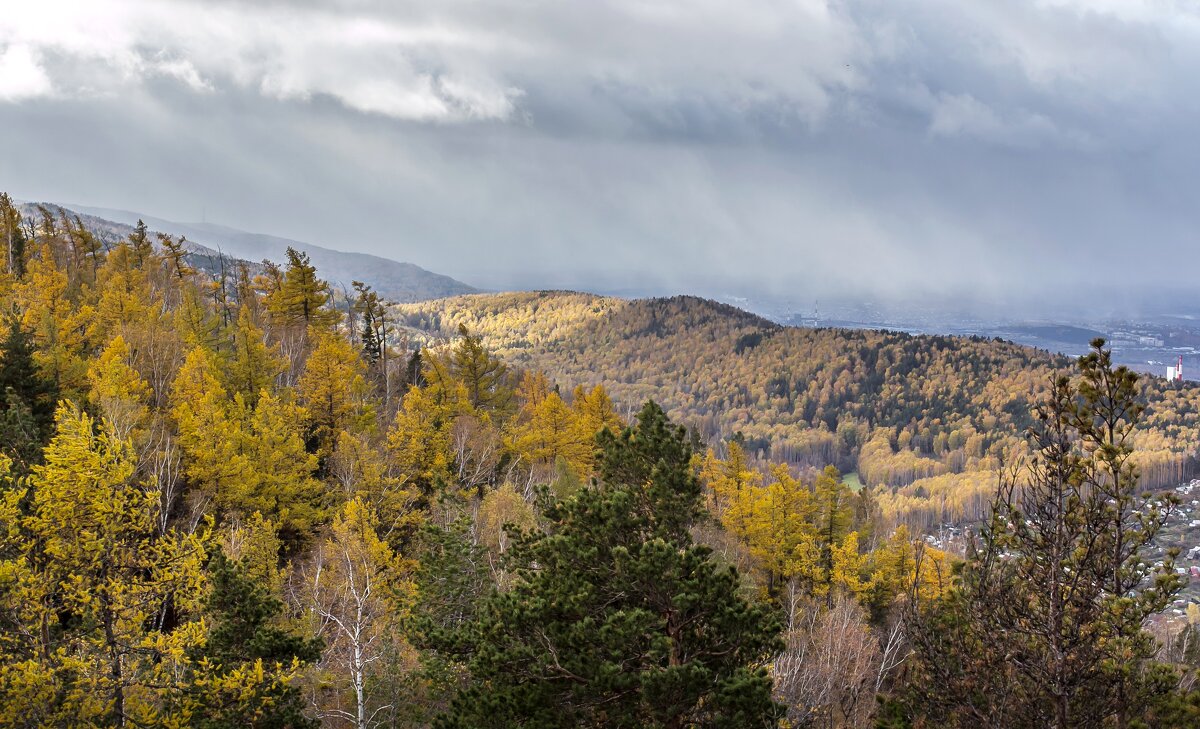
[{"left": 727, "top": 294, "right": 1200, "bottom": 382}]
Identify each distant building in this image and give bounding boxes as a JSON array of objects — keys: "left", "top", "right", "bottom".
[{"left": 1168, "top": 355, "right": 1184, "bottom": 382}]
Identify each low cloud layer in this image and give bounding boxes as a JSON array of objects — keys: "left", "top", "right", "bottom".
[{"left": 2, "top": 0, "right": 1198, "bottom": 308}]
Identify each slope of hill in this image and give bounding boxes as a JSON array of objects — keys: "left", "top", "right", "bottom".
[
  {"left": 397, "top": 291, "right": 1200, "bottom": 525},
  {"left": 67, "top": 204, "right": 478, "bottom": 302}
]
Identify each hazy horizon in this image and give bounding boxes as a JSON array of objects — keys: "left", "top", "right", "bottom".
[{"left": 10, "top": 195, "right": 1197, "bottom": 325}]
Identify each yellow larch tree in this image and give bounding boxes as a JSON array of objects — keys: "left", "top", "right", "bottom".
[
  {"left": 830, "top": 531, "right": 869, "bottom": 599},
  {"left": 864, "top": 525, "right": 953, "bottom": 614},
  {"left": 87, "top": 334, "right": 152, "bottom": 446},
  {"left": 264, "top": 247, "right": 340, "bottom": 332},
  {"left": 223, "top": 510, "right": 287, "bottom": 602},
  {"left": 572, "top": 383, "right": 622, "bottom": 437},
  {"left": 387, "top": 379, "right": 468, "bottom": 497},
  {"left": 226, "top": 304, "right": 285, "bottom": 407},
  {"left": 92, "top": 241, "right": 154, "bottom": 339},
  {"left": 172, "top": 345, "right": 253, "bottom": 511},
  {"left": 14, "top": 244, "right": 94, "bottom": 397},
  {"left": 298, "top": 329, "right": 375, "bottom": 459},
  {"left": 0, "top": 452, "right": 53, "bottom": 717},
  {"left": 175, "top": 346, "right": 326, "bottom": 541},
  {"left": 725, "top": 463, "right": 821, "bottom": 597},
  {"left": 176, "top": 283, "right": 228, "bottom": 354},
  {"left": 237, "top": 389, "right": 326, "bottom": 541},
  {"left": 332, "top": 430, "right": 422, "bottom": 543},
  {"left": 515, "top": 370, "right": 552, "bottom": 410},
  {"left": 8, "top": 403, "right": 209, "bottom": 724},
  {"left": 700, "top": 439, "right": 761, "bottom": 521},
  {"left": 571, "top": 383, "right": 623, "bottom": 474},
  {"left": 508, "top": 389, "right": 592, "bottom": 478}
]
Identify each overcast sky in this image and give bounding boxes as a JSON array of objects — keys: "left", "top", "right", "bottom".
[{"left": 1, "top": 1, "right": 1198, "bottom": 307}]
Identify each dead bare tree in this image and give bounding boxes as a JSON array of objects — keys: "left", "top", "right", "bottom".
[{"left": 774, "top": 588, "right": 882, "bottom": 729}]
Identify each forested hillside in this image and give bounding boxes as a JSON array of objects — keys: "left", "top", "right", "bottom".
[
  {"left": 2, "top": 191, "right": 1200, "bottom": 728},
  {"left": 397, "top": 292, "right": 1200, "bottom": 526}
]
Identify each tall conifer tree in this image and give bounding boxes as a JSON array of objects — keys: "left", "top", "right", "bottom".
[{"left": 436, "top": 402, "right": 782, "bottom": 728}]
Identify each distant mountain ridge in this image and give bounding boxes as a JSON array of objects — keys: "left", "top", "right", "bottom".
[
  {"left": 18, "top": 202, "right": 250, "bottom": 278},
  {"left": 62, "top": 204, "right": 478, "bottom": 303}
]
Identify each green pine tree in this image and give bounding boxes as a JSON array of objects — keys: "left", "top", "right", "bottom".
[
  {"left": 408, "top": 514, "right": 490, "bottom": 724},
  {"left": 204, "top": 550, "right": 322, "bottom": 667},
  {"left": 899, "top": 340, "right": 1183, "bottom": 729},
  {"left": 435, "top": 401, "right": 782, "bottom": 728}
]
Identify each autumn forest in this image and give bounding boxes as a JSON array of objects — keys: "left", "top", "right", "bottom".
[{"left": 2, "top": 195, "right": 1200, "bottom": 727}]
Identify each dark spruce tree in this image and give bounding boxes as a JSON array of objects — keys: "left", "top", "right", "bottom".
[
  {"left": 0, "top": 316, "right": 58, "bottom": 470},
  {"left": 434, "top": 401, "right": 782, "bottom": 729},
  {"left": 180, "top": 550, "right": 322, "bottom": 728},
  {"left": 405, "top": 347, "right": 425, "bottom": 390}
]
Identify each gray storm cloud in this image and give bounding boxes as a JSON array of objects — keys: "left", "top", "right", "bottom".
[{"left": 0, "top": 0, "right": 1197, "bottom": 307}]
